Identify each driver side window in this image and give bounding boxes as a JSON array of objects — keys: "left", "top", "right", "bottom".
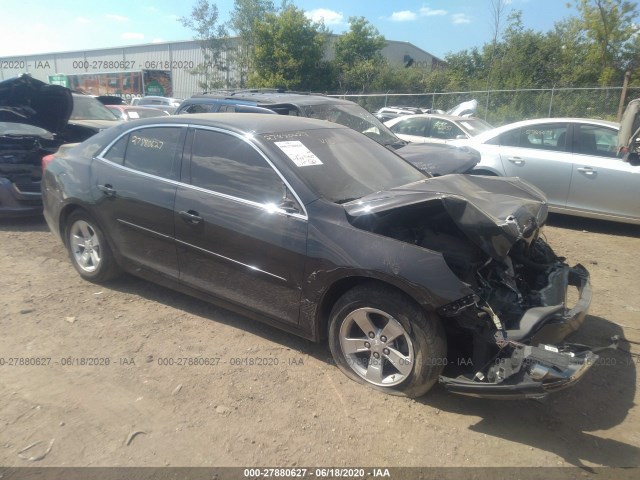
[{"left": 189, "top": 128, "right": 284, "bottom": 205}]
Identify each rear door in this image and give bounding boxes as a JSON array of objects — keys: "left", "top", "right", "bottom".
[
  {"left": 92, "top": 125, "right": 186, "bottom": 277},
  {"left": 566, "top": 123, "right": 640, "bottom": 221},
  {"left": 174, "top": 127, "right": 308, "bottom": 325},
  {"left": 497, "top": 122, "right": 573, "bottom": 208}
]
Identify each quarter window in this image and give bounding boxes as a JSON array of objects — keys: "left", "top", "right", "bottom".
[
  {"left": 189, "top": 129, "right": 283, "bottom": 204},
  {"left": 103, "top": 134, "right": 128, "bottom": 165}
]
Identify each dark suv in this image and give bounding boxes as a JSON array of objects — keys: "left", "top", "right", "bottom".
[{"left": 176, "top": 91, "right": 480, "bottom": 176}]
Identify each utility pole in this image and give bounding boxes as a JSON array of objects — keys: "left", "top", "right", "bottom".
[{"left": 617, "top": 71, "right": 631, "bottom": 122}]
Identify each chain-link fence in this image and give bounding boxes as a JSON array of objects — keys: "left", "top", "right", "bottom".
[{"left": 330, "top": 87, "right": 640, "bottom": 126}]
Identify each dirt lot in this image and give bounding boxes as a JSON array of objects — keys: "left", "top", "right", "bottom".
[{"left": 0, "top": 214, "right": 639, "bottom": 470}]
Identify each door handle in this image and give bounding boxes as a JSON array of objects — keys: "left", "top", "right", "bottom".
[
  {"left": 507, "top": 157, "right": 524, "bottom": 166},
  {"left": 179, "top": 210, "right": 203, "bottom": 225},
  {"left": 577, "top": 167, "right": 596, "bottom": 175},
  {"left": 97, "top": 184, "right": 116, "bottom": 197}
]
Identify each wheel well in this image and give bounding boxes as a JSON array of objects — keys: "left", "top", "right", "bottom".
[
  {"left": 316, "top": 277, "right": 424, "bottom": 341},
  {"left": 471, "top": 169, "right": 498, "bottom": 176},
  {"left": 58, "top": 205, "right": 88, "bottom": 247}
]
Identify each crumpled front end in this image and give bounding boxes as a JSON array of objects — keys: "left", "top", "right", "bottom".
[
  {"left": 344, "top": 174, "right": 597, "bottom": 399},
  {"left": 439, "top": 343, "right": 597, "bottom": 399},
  {"left": 438, "top": 258, "right": 595, "bottom": 399}
]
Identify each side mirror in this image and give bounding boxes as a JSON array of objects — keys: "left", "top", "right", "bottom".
[
  {"left": 278, "top": 198, "right": 300, "bottom": 214},
  {"left": 279, "top": 184, "right": 301, "bottom": 214}
]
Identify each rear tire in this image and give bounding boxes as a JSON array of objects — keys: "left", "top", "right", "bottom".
[
  {"left": 328, "top": 283, "right": 447, "bottom": 397},
  {"left": 65, "top": 210, "right": 121, "bottom": 283}
]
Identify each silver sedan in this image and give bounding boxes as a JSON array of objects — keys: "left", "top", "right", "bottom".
[
  {"left": 385, "top": 114, "right": 493, "bottom": 144},
  {"left": 455, "top": 117, "right": 640, "bottom": 225}
]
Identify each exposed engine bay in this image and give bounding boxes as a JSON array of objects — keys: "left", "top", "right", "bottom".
[
  {"left": 1, "top": 131, "right": 60, "bottom": 179},
  {"left": 348, "top": 187, "right": 596, "bottom": 399}
]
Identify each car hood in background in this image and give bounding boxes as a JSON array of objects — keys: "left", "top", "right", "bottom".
[
  {"left": 69, "top": 119, "right": 120, "bottom": 130},
  {"left": 395, "top": 142, "right": 480, "bottom": 176},
  {"left": 344, "top": 174, "right": 548, "bottom": 260},
  {"left": 0, "top": 74, "right": 72, "bottom": 134}
]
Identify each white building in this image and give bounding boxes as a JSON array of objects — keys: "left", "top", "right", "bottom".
[{"left": 0, "top": 38, "right": 445, "bottom": 99}]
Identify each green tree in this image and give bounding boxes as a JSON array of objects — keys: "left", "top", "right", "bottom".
[
  {"left": 569, "top": 0, "right": 639, "bottom": 85},
  {"left": 180, "top": 0, "right": 231, "bottom": 91},
  {"left": 230, "top": 0, "right": 276, "bottom": 87},
  {"left": 332, "top": 17, "right": 387, "bottom": 92},
  {"left": 249, "top": 6, "right": 329, "bottom": 90}
]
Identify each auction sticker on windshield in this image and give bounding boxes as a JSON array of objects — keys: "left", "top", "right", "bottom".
[{"left": 275, "top": 141, "right": 323, "bottom": 167}]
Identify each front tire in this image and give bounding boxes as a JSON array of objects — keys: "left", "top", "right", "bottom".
[
  {"left": 328, "top": 283, "right": 447, "bottom": 397},
  {"left": 65, "top": 210, "right": 121, "bottom": 283}
]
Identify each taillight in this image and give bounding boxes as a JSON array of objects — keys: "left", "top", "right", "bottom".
[{"left": 42, "top": 154, "right": 55, "bottom": 170}]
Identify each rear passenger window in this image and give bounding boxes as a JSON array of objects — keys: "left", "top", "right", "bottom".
[
  {"left": 392, "top": 117, "right": 429, "bottom": 136},
  {"left": 185, "top": 104, "right": 215, "bottom": 114},
  {"left": 498, "top": 124, "right": 568, "bottom": 152},
  {"left": 520, "top": 124, "right": 568, "bottom": 151},
  {"left": 123, "top": 127, "right": 184, "bottom": 179},
  {"left": 431, "top": 119, "right": 464, "bottom": 140},
  {"left": 189, "top": 129, "right": 283, "bottom": 204}
]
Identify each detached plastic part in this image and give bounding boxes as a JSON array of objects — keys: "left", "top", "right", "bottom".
[{"left": 439, "top": 344, "right": 597, "bottom": 400}]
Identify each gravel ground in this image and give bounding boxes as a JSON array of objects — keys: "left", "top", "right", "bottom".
[{"left": 0, "top": 214, "right": 638, "bottom": 471}]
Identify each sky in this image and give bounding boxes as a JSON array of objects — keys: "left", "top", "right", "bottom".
[{"left": 0, "top": 0, "right": 597, "bottom": 59}]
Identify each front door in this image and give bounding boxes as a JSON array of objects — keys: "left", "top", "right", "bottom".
[{"left": 174, "top": 127, "right": 308, "bottom": 325}]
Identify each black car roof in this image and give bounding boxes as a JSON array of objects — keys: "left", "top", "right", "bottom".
[
  {"left": 108, "top": 112, "right": 348, "bottom": 136},
  {"left": 190, "top": 91, "right": 354, "bottom": 107}
]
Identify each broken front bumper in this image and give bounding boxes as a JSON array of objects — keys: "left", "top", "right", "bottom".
[
  {"left": 440, "top": 345, "right": 597, "bottom": 400},
  {"left": 440, "top": 264, "right": 595, "bottom": 399}
]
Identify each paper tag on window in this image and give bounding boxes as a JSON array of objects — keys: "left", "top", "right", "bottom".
[{"left": 275, "top": 141, "right": 323, "bottom": 167}]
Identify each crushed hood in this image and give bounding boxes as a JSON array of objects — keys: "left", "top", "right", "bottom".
[
  {"left": 395, "top": 143, "right": 480, "bottom": 176},
  {"left": 0, "top": 74, "right": 72, "bottom": 134},
  {"left": 344, "top": 174, "right": 549, "bottom": 260}
]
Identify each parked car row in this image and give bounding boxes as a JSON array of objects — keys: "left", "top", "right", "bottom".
[{"left": 455, "top": 117, "right": 639, "bottom": 225}]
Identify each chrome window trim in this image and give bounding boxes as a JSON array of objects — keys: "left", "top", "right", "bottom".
[
  {"left": 175, "top": 239, "right": 287, "bottom": 282},
  {"left": 116, "top": 219, "right": 172, "bottom": 239},
  {"left": 188, "top": 125, "right": 308, "bottom": 219},
  {"left": 95, "top": 123, "right": 308, "bottom": 221}
]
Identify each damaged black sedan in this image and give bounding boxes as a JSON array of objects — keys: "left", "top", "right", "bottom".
[{"left": 42, "top": 114, "right": 595, "bottom": 399}]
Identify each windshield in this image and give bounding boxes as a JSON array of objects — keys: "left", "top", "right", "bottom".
[
  {"left": 299, "top": 103, "right": 404, "bottom": 148},
  {"left": 71, "top": 96, "right": 119, "bottom": 121},
  {"left": 261, "top": 127, "right": 425, "bottom": 203}
]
